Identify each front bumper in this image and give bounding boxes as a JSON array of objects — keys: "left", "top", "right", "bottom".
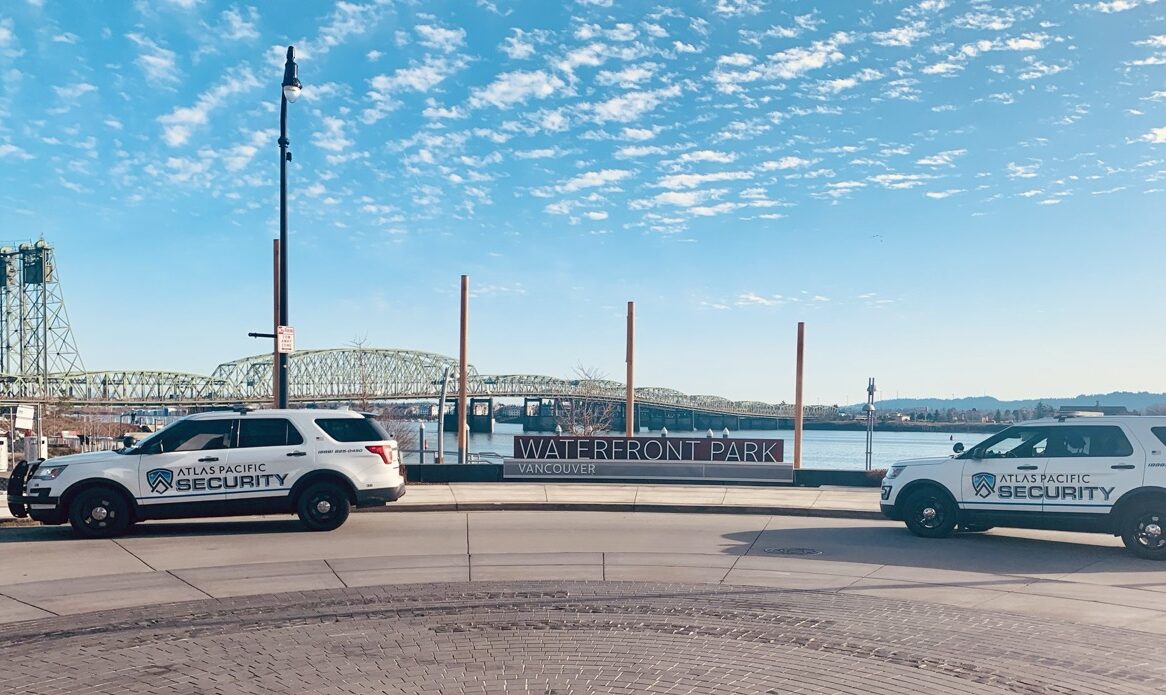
[
  {"left": 9, "top": 492, "right": 59, "bottom": 507},
  {"left": 880, "top": 503, "right": 900, "bottom": 521},
  {"left": 355, "top": 482, "right": 406, "bottom": 508}
]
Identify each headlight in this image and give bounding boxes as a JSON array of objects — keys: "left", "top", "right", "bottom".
[
  {"left": 885, "top": 466, "right": 905, "bottom": 480},
  {"left": 30, "top": 465, "right": 67, "bottom": 481}
]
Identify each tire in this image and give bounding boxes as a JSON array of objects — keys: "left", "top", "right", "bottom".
[
  {"left": 901, "top": 488, "right": 958, "bottom": 539},
  {"left": 68, "top": 486, "right": 132, "bottom": 539},
  {"left": 959, "top": 524, "right": 994, "bottom": 533},
  {"left": 296, "top": 482, "right": 350, "bottom": 532},
  {"left": 1120, "top": 501, "right": 1166, "bottom": 561}
]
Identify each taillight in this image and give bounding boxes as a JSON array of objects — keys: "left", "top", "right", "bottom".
[{"left": 366, "top": 445, "right": 391, "bottom": 465}]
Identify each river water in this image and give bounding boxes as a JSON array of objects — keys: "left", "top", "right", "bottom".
[{"left": 399, "top": 422, "right": 989, "bottom": 471}]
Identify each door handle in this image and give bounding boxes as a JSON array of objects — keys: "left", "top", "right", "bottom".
[
  {"left": 1016, "top": 465, "right": 1038, "bottom": 470},
  {"left": 1111, "top": 464, "right": 1136, "bottom": 470},
  {"left": 286, "top": 451, "right": 308, "bottom": 457},
  {"left": 198, "top": 456, "right": 219, "bottom": 463}
]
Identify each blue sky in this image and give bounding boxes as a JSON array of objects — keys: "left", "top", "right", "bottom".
[{"left": 0, "top": 0, "right": 1164, "bottom": 406}]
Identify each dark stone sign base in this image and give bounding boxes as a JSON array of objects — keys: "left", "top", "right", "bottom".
[{"left": 503, "top": 459, "right": 794, "bottom": 484}]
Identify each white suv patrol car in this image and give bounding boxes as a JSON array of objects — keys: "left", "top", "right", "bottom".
[
  {"left": 5, "top": 408, "right": 406, "bottom": 538},
  {"left": 881, "top": 415, "right": 1166, "bottom": 560}
]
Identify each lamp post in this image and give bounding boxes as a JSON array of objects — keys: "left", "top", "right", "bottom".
[{"left": 277, "top": 45, "right": 301, "bottom": 409}]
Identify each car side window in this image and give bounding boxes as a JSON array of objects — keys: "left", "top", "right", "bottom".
[
  {"left": 978, "top": 428, "right": 1048, "bottom": 459},
  {"left": 1046, "top": 426, "right": 1132, "bottom": 457},
  {"left": 315, "top": 417, "right": 384, "bottom": 443},
  {"left": 237, "top": 418, "right": 304, "bottom": 448},
  {"left": 141, "top": 419, "right": 232, "bottom": 455}
]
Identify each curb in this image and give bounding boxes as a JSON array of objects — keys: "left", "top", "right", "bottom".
[{"left": 356, "top": 502, "right": 885, "bottom": 520}]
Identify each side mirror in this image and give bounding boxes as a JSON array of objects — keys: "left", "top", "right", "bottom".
[
  {"left": 952, "top": 442, "right": 965, "bottom": 454},
  {"left": 122, "top": 435, "right": 136, "bottom": 449}
]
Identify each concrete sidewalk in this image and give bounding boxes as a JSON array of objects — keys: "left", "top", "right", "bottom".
[{"left": 373, "top": 483, "right": 883, "bottom": 518}]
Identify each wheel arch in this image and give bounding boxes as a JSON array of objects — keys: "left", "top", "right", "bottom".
[
  {"left": 895, "top": 479, "right": 959, "bottom": 516},
  {"left": 1110, "top": 486, "right": 1166, "bottom": 533},
  {"left": 289, "top": 470, "right": 358, "bottom": 507},
  {"left": 59, "top": 478, "right": 140, "bottom": 520}
]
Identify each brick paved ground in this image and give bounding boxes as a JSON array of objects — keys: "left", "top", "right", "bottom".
[{"left": 0, "top": 581, "right": 1162, "bottom": 694}]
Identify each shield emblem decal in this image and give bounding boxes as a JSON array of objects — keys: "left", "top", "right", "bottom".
[
  {"left": 971, "top": 472, "right": 996, "bottom": 498},
  {"left": 146, "top": 468, "right": 174, "bottom": 495}
]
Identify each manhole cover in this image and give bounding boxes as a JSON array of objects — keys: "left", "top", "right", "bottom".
[{"left": 763, "top": 547, "right": 822, "bottom": 556}]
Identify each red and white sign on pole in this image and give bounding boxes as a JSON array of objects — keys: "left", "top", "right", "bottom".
[{"left": 276, "top": 325, "right": 295, "bottom": 354}]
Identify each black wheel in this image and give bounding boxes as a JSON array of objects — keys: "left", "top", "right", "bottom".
[
  {"left": 959, "top": 524, "right": 994, "bottom": 533},
  {"left": 1121, "top": 502, "right": 1166, "bottom": 560},
  {"left": 297, "top": 482, "right": 350, "bottom": 531},
  {"left": 68, "top": 486, "right": 132, "bottom": 538},
  {"left": 901, "top": 488, "right": 958, "bottom": 538}
]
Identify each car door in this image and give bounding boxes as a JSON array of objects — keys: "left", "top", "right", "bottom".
[
  {"left": 961, "top": 426, "right": 1051, "bottom": 514},
  {"left": 136, "top": 418, "right": 231, "bottom": 509},
  {"left": 221, "top": 417, "right": 309, "bottom": 504},
  {"left": 1039, "top": 424, "right": 1144, "bottom": 516}
]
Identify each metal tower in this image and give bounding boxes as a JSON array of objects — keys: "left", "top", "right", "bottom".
[{"left": 0, "top": 241, "right": 84, "bottom": 399}]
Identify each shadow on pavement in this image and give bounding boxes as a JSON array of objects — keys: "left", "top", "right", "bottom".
[
  {"left": 0, "top": 517, "right": 304, "bottom": 542},
  {"left": 721, "top": 525, "right": 1144, "bottom": 575}
]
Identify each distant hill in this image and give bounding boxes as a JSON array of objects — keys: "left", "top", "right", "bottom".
[{"left": 848, "top": 392, "right": 1166, "bottom": 413}]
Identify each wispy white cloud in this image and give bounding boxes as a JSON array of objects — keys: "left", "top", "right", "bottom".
[
  {"left": 416, "top": 24, "right": 466, "bottom": 53},
  {"left": 1141, "top": 127, "right": 1166, "bottom": 144},
  {"left": 1078, "top": 0, "right": 1159, "bottom": 13},
  {"left": 588, "top": 84, "right": 681, "bottom": 122},
  {"left": 713, "top": 0, "right": 765, "bottom": 16},
  {"left": 872, "top": 22, "right": 928, "bottom": 47},
  {"left": 53, "top": 83, "right": 97, "bottom": 100},
  {"left": 766, "top": 33, "right": 852, "bottom": 79},
  {"left": 760, "top": 156, "right": 814, "bottom": 170},
  {"left": 315, "top": 116, "right": 353, "bottom": 153},
  {"left": 157, "top": 67, "right": 261, "bottom": 146},
  {"left": 0, "top": 144, "right": 33, "bottom": 160},
  {"left": 736, "top": 292, "right": 783, "bottom": 306},
  {"left": 916, "top": 149, "right": 967, "bottom": 166},
  {"left": 678, "top": 150, "right": 736, "bottom": 163},
  {"left": 218, "top": 6, "right": 259, "bottom": 41},
  {"left": 558, "top": 168, "right": 632, "bottom": 192},
  {"left": 362, "top": 56, "right": 469, "bottom": 123},
  {"left": 656, "top": 171, "right": 752, "bottom": 189},
  {"left": 126, "top": 33, "right": 179, "bottom": 86},
  {"left": 470, "top": 70, "right": 565, "bottom": 109}
]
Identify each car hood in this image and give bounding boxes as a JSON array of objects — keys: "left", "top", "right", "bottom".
[
  {"left": 892, "top": 456, "right": 951, "bottom": 467},
  {"left": 40, "top": 450, "right": 129, "bottom": 466}
]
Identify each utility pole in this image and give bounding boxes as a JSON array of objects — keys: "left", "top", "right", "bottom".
[
  {"left": 277, "top": 45, "right": 302, "bottom": 409},
  {"left": 865, "top": 378, "right": 876, "bottom": 471},
  {"left": 457, "top": 275, "right": 469, "bottom": 464},
  {"left": 626, "top": 300, "right": 635, "bottom": 437},
  {"left": 794, "top": 321, "right": 805, "bottom": 469},
  {"left": 272, "top": 239, "right": 280, "bottom": 408}
]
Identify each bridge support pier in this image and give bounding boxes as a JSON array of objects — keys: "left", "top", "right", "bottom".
[
  {"left": 444, "top": 397, "right": 494, "bottom": 433},
  {"left": 522, "top": 398, "right": 560, "bottom": 432}
]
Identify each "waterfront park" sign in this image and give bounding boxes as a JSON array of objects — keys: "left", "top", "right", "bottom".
[{"left": 503, "top": 435, "right": 791, "bottom": 483}]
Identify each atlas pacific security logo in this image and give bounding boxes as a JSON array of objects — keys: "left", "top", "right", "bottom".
[
  {"left": 972, "top": 471, "right": 996, "bottom": 498},
  {"left": 146, "top": 468, "right": 173, "bottom": 494}
]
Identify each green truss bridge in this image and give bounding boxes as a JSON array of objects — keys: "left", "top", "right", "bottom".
[{"left": 1, "top": 348, "right": 835, "bottom": 424}]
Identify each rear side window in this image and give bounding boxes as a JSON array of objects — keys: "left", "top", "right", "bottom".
[
  {"left": 315, "top": 417, "right": 385, "bottom": 443},
  {"left": 1152, "top": 427, "right": 1166, "bottom": 448},
  {"left": 237, "top": 418, "right": 304, "bottom": 448},
  {"left": 1046, "top": 425, "right": 1133, "bottom": 457}
]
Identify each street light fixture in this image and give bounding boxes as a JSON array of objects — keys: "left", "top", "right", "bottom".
[{"left": 276, "top": 45, "right": 301, "bottom": 409}]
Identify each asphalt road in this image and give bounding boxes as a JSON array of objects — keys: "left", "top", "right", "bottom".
[
  {"left": 1, "top": 511, "right": 1162, "bottom": 631},
  {"left": 3, "top": 511, "right": 1165, "bottom": 694}
]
